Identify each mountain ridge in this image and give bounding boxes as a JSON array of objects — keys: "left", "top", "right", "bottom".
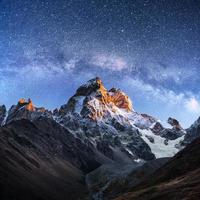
[{"left": 0, "top": 77, "right": 187, "bottom": 162}]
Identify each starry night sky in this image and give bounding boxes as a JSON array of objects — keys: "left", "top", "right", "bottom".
[{"left": 0, "top": 0, "right": 200, "bottom": 127}]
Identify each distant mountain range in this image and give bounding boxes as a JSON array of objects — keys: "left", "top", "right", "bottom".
[{"left": 0, "top": 77, "right": 200, "bottom": 200}]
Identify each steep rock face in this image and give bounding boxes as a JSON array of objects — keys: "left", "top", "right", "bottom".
[
  {"left": 151, "top": 117, "right": 185, "bottom": 140},
  {"left": 167, "top": 117, "right": 183, "bottom": 130},
  {"left": 18, "top": 98, "right": 35, "bottom": 111},
  {"left": 0, "top": 105, "right": 6, "bottom": 125},
  {"left": 5, "top": 98, "right": 52, "bottom": 124},
  {"left": 57, "top": 77, "right": 156, "bottom": 128},
  {"left": 182, "top": 116, "right": 200, "bottom": 145},
  {"left": 151, "top": 121, "right": 164, "bottom": 134},
  {"left": 160, "top": 128, "right": 185, "bottom": 140}
]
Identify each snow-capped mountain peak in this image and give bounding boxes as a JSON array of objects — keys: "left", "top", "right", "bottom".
[
  {"left": 0, "top": 77, "right": 187, "bottom": 162},
  {"left": 58, "top": 77, "right": 133, "bottom": 121},
  {"left": 52, "top": 77, "right": 186, "bottom": 161}
]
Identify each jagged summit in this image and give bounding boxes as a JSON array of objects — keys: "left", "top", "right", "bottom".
[
  {"left": 17, "top": 98, "right": 35, "bottom": 111},
  {"left": 77, "top": 77, "right": 132, "bottom": 111},
  {"left": 59, "top": 77, "right": 133, "bottom": 121},
  {"left": 4, "top": 98, "right": 52, "bottom": 124},
  {"left": 76, "top": 77, "right": 105, "bottom": 96},
  {"left": 16, "top": 98, "right": 47, "bottom": 113}
]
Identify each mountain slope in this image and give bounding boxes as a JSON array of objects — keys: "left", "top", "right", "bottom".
[
  {"left": 86, "top": 158, "right": 169, "bottom": 200},
  {"left": 0, "top": 118, "right": 106, "bottom": 200},
  {"left": 114, "top": 136, "right": 200, "bottom": 200}
]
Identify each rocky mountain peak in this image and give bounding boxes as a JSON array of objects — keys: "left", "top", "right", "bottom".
[
  {"left": 168, "top": 117, "right": 183, "bottom": 130},
  {"left": 59, "top": 77, "right": 133, "bottom": 121},
  {"left": 4, "top": 98, "right": 52, "bottom": 124},
  {"left": 77, "top": 77, "right": 132, "bottom": 111},
  {"left": 76, "top": 77, "right": 105, "bottom": 96},
  {"left": 17, "top": 98, "right": 35, "bottom": 111}
]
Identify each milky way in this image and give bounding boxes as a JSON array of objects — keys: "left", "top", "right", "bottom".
[{"left": 0, "top": 0, "right": 200, "bottom": 127}]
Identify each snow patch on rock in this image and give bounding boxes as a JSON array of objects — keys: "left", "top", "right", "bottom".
[{"left": 140, "top": 129, "right": 184, "bottom": 158}]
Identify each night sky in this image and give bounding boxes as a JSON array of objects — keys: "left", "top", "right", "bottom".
[{"left": 0, "top": 0, "right": 200, "bottom": 127}]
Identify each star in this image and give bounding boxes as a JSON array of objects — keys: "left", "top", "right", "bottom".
[{"left": 0, "top": 0, "right": 199, "bottom": 127}]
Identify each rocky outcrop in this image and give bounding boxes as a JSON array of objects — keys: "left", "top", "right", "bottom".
[
  {"left": 160, "top": 117, "right": 185, "bottom": 140},
  {"left": 167, "top": 117, "right": 183, "bottom": 130},
  {"left": 151, "top": 122, "right": 164, "bottom": 134},
  {"left": 0, "top": 105, "right": 6, "bottom": 125},
  {"left": 18, "top": 98, "right": 35, "bottom": 111},
  {"left": 182, "top": 117, "right": 200, "bottom": 145},
  {"left": 151, "top": 118, "right": 185, "bottom": 140},
  {"left": 159, "top": 129, "right": 184, "bottom": 140},
  {"left": 6, "top": 98, "right": 52, "bottom": 124},
  {"left": 108, "top": 87, "right": 132, "bottom": 111}
]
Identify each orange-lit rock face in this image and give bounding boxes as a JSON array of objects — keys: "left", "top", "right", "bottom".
[
  {"left": 26, "top": 99, "right": 35, "bottom": 111},
  {"left": 18, "top": 98, "right": 26, "bottom": 105},
  {"left": 63, "top": 77, "right": 133, "bottom": 121},
  {"left": 85, "top": 78, "right": 133, "bottom": 120},
  {"left": 17, "top": 98, "right": 35, "bottom": 111},
  {"left": 108, "top": 89, "right": 132, "bottom": 111},
  {"left": 94, "top": 79, "right": 132, "bottom": 111}
]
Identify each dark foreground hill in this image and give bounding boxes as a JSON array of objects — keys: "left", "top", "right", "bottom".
[
  {"left": 0, "top": 118, "right": 101, "bottom": 200},
  {"left": 114, "top": 136, "right": 200, "bottom": 200},
  {"left": 0, "top": 116, "right": 200, "bottom": 200}
]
